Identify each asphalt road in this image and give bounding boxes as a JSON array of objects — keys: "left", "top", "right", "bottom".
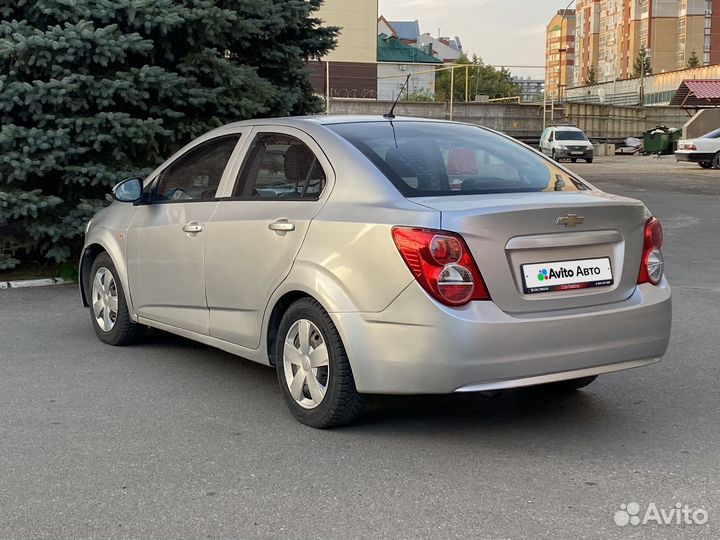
[{"left": 1, "top": 155, "right": 718, "bottom": 539}]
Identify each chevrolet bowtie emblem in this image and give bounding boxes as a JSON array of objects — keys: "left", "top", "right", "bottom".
[{"left": 556, "top": 213, "right": 585, "bottom": 227}]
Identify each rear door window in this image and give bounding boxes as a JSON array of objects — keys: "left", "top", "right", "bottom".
[{"left": 232, "top": 133, "right": 326, "bottom": 199}]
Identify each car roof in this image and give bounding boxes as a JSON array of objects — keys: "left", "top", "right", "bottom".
[
  {"left": 552, "top": 126, "right": 583, "bottom": 131},
  {"left": 216, "top": 115, "right": 457, "bottom": 131}
]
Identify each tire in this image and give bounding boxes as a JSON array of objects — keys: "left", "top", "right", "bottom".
[
  {"left": 542, "top": 375, "right": 598, "bottom": 392},
  {"left": 88, "top": 252, "right": 145, "bottom": 346},
  {"left": 585, "top": 158, "right": 593, "bottom": 163},
  {"left": 700, "top": 161, "right": 712, "bottom": 169},
  {"left": 570, "top": 158, "right": 577, "bottom": 163},
  {"left": 275, "top": 298, "right": 366, "bottom": 428},
  {"left": 551, "top": 150, "right": 559, "bottom": 162},
  {"left": 712, "top": 152, "right": 720, "bottom": 169}
]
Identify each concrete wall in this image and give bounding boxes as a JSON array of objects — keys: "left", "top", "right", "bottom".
[
  {"left": 565, "top": 102, "right": 688, "bottom": 140},
  {"left": 327, "top": 98, "right": 691, "bottom": 143},
  {"left": 327, "top": 100, "right": 546, "bottom": 142},
  {"left": 682, "top": 108, "right": 720, "bottom": 138}
]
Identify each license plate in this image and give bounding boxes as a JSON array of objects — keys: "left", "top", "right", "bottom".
[
  {"left": 522, "top": 257, "right": 613, "bottom": 294},
  {"left": 570, "top": 151, "right": 584, "bottom": 155}
]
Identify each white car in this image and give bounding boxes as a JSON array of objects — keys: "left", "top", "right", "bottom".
[
  {"left": 675, "top": 128, "right": 720, "bottom": 168},
  {"left": 539, "top": 126, "right": 594, "bottom": 163}
]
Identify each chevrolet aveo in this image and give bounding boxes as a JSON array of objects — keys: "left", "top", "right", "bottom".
[{"left": 80, "top": 116, "right": 672, "bottom": 428}]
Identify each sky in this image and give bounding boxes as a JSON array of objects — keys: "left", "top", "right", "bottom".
[{"left": 378, "top": 0, "right": 567, "bottom": 79}]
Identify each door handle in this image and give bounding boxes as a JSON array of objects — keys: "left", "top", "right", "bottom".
[
  {"left": 268, "top": 219, "right": 295, "bottom": 233},
  {"left": 182, "top": 221, "right": 203, "bottom": 234}
]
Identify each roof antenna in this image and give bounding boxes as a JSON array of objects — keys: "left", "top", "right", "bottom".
[{"left": 384, "top": 74, "right": 411, "bottom": 119}]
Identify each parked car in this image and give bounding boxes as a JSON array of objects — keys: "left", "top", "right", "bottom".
[
  {"left": 540, "top": 125, "right": 594, "bottom": 163},
  {"left": 675, "top": 128, "right": 720, "bottom": 168},
  {"left": 80, "top": 116, "right": 671, "bottom": 428}
]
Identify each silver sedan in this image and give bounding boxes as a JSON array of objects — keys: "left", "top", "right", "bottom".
[{"left": 80, "top": 116, "right": 671, "bottom": 428}]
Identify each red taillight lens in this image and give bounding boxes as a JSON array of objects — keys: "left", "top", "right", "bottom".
[
  {"left": 686, "top": 144, "right": 697, "bottom": 151},
  {"left": 637, "top": 217, "right": 664, "bottom": 285},
  {"left": 391, "top": 227, "right": 490, "bottom": 306}
]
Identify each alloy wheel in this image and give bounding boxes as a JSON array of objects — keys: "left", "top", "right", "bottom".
[
  {"left": 283, "top": 319, "right": 330, "bottom": 409},
  {"left": 91, "top": 266, "right": 118, "bottom": 332}
]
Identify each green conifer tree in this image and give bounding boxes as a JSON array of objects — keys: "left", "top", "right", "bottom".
[{"left": 0, "top": 0, "right": 336, "bottom": 269}]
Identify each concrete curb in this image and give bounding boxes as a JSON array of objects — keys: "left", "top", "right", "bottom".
[{"left": 0, "top": 277, "right": 73, "bottom": 290}]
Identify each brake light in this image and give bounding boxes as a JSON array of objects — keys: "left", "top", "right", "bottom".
[
  {"left": 391, "top": 227, "right": 490, "bottom": 306},
  {"left": 685, "top": 144, "right": 697, "bottom": 151},
  {"left": 637, "top": 217, "right": 664, "bottom": 285}
]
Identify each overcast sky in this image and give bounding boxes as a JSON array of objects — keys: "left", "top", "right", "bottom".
[{"left": 378, "top": 0, "right": 567, "bottom": 78}]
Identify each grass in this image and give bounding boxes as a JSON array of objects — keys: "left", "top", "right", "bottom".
[{"left": 0, "top": 261, "right": 77, "bottom": 282}]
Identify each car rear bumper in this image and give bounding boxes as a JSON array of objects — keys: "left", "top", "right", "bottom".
[
  {"left": 334, "top": 280, "right": 671, "bottom": 394},
  {"left": 675, "top": 151, "right": 714, "bottom": 162}
]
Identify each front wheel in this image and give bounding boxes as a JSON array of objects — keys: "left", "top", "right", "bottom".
[
  {"left": 551, "top": 150, "right": 559, "bottom": 162},
  {"left": 570, "top": 158, "right": 577, "bottom": 163},
  {"left": 585, "top": 158, "right": 593, "bottom": 163},
  {"left": 275, "top": 298, "right": 366, "bottom": 428},
  {"left": 89, "top": 252, "right": 145, "bottom": 345}
]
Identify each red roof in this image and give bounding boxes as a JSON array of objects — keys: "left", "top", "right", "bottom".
[{"left": 670, "top": 79, "right": 720, "bottom": 106}]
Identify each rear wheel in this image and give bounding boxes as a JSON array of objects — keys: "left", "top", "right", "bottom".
[
  {"left": 570, "top": 158, "right": 577, "bottom": 163},
  {"left": 712, "top": 152, "right": 720, "bottom": 169},
  {"left": 89, "top": 253, "right": 145, "bottom": 345},
  {"left": 275, "top": 298, "right": 365, "bottom": 428},
  {"left": 700, "top": 161, "right": 712, "bottom": 169}
]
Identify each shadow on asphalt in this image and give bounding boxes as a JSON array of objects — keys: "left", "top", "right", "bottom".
[{"left": 138, "top": 328, "right": 626, "bottom": 438}]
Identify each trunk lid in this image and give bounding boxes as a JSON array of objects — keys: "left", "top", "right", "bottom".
[{"left": 412, "top": 191, "right": 650, "bottom": 314}]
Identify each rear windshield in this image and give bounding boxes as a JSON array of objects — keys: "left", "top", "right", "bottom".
[
  {"left": 555, "top": 130, "right": 587, "bottom": 141},
  {"left": 329, "top": 121, "right": 588, "bottom": 196}
]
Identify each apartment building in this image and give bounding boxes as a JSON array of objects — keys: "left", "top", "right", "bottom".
[
  {"left": 545, "top": 9, "right": 576, "bottom": 97},
  {"left": 573, "top": 0, "right": 720, "bottom": 87},
  {"left": 574, "top": 0, "right": 601, "bottom": 86}
]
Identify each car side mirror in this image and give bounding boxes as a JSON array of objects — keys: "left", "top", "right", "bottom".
[{"left": 112, "top": 177, "right": 143, "bottom": 203}]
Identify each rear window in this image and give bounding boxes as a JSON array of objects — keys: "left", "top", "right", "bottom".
[
  {"left": 329, "top": 121, "right": 588, "bottom": 196},
  {"left": 555, "top": 130, "right": 588, "bottom": 141}
]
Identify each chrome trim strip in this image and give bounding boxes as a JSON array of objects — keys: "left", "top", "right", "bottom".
[{"left": 454, "top": 357, "right": 660, "bottom": 392}]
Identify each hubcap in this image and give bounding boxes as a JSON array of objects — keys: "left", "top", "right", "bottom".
[
  {"left": 283, "top": 319, "right": 329, "bottom": 409},
  {"left": 91, "top": 267, "right": 118, "bottom": 332}
]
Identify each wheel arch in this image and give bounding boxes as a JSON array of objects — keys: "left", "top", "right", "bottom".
[
  {"left": 78, "top": 235, "right": 135, "bottom": 320},
  {"left": 265, "top": 290, "right": 315, "bottom": 366},
  {"left": 79, "top": 243, "right": 106, "bottom": 306}
]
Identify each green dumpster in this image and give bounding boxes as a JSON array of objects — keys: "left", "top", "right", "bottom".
[
  {"left": 643, "top": 130, "right": 670, "bottom": 155},
  {"left": 668, "top": 128, "right": 682, "bottom": 152}
]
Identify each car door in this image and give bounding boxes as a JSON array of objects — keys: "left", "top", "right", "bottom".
[
  {"left": 126, "top": 133, "right": 242, "bottom": 334},
  {"left": 204, "top": 126, "right": 333, "bottom": 349},
  {"left": 539, "top": 128, "right": 551, "bottom": 154}
]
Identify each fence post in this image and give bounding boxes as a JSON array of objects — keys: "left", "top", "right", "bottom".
[
  {"left": 325, "top": 61, "right": 330, "bottom": 114},
  {"left": 449, "top": 66, "right": 455, "bottom": 121}
]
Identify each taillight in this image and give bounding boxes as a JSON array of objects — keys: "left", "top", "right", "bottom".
[
  {"left": 637, "top": 217, "right": 664, "bottom": 285},
  {"left": 391, "top": 227, "right": 490, "bottom": 306},
  {"left": 686, "top": 144, "right": 697, "bottom": 151}
]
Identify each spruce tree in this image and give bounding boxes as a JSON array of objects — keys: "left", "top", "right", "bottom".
[{"left": 0, "top": 0, "right": 336, "bottom": 270}]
